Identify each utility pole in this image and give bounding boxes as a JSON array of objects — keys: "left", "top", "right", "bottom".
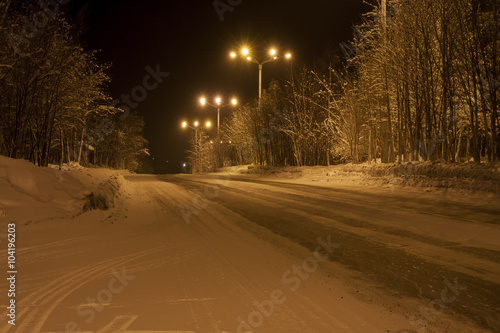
[
  {"left": 380, "top": 0, "right": 394, "bottom": 163},
  {"left": 381, "top": 0, "right": 387, "bottom": 35},
  {"left": 327, "top": 66, "right": 332, "bottom": 166},
  {"left": 258, "top": 63, "right": 263, "bottom": 103}
]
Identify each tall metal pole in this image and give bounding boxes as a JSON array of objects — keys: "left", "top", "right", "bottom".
[
  {"left": 381, "top": 0, "right": 387, "bottom": 35},
  {"left": 217, "top": 106, "right": 220, "bottom": 138},
  {"left": 258, "top": 63, "right": 263, "bottom": 103},
  {"left": 196, "top": 128, "right": 200, "bottom": 173},
  {"left": 380, "top": 0, "right": 394, "bottom": 163},
  {"left": 327, "top": 66, "right": 332, "bottom": 167}
]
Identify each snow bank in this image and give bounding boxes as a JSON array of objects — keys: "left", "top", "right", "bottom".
[
  {"left": 326, "top": 161, "right": 500, "bottom": 193},
  {"left": 221, "top": 165, "right": 302, "bottom": 178},
  {"left": 0, "top": 156, "right": 127, "bottom": 223},
  {"left": 218, "top": 162, "right": 500, "bottom": 194},
  {"left": 82, "top": 175, "right": 124, "bottom": 212}
]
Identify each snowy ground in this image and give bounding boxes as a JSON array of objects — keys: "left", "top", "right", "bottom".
[
  {"left": 0, "top": 157, "right": 499, "bottom": 332},
  {"left": 219, "top": 161, "right": 500, "bottom": 193}
]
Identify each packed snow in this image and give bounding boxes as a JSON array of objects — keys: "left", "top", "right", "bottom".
[{"left": 0, "top": 156, "right": 499, "bottom": 333}]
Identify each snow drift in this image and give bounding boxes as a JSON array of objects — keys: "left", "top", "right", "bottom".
[
  {"left": 219, "top": 161, "right": 500, "bottom": 194},
  {"left": 0, "top": 156, "right": 125, "bottom": 223}
]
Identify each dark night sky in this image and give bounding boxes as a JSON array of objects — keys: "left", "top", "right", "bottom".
[{"left": 67, "top": 0, "right": 368, "bottom": 172}]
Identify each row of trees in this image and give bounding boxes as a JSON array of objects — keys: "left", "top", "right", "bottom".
[
  {"left": 349, "top": 0, "right": 500, "bottom": 164},
  {"left": 0, "top": 0, "right": 148, "bottom": 170},
  {"left": 189, "top": 0, "right": 499, "bottom": 171}
]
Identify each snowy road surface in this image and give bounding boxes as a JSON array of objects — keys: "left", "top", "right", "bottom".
[{"left": 1, "top": 173, "right": 499, "bottom": 332}]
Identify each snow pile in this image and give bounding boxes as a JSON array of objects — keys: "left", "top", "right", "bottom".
[
  {"left": 219, "top": 162, "right": 500, "bottom": 194},
  {"left": 217, "top": 165, "right": 303, "bottom": 178},
  {"left": 215, "top": 165, "right": 251, "bottom": 174},
  {"left": 0, "top": 156, "right": 127, "bottom": 223},
  {"left": 82, "top": 174, "right": 124, "bottom": 212},
  {"left": 328, "top": 162, "right": 500, "bottom": 193},
  {"left": 48, "top": 163, "right": 128, "bottom": 214},
  {"left": 243, "top": 165, "right": 302, "bottom": 178}
]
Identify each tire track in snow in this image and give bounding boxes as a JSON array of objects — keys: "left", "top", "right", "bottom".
[
  {"left": 166, "top": 188, "right": 344, "bottom": 333},
  {"left": 200, "top": 201, "right": 376, "bottom": 333},
  {"left": 168, "top": 176, "right": 500, "bottom": 332},
  {"left": 0, "top": 246, "right": 166, "bottom": 333},
  {"left": 174, "top": 176, "right": 500, "bottom": 283},
  {"left": 145, "top": 182, "right": 312, "bottom": 332}
]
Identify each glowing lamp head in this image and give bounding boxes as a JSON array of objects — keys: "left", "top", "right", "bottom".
[
  {"left": 200, "top": 98, "right": 206, "bottom": 105},
  {"left": 215, "top": 97, "right": 222, "bottom": 105},
  {"left": 246, "top": 57, "right": 252, "bottom": 61},
  {"left": 194, "top": 121, "right": 199, "bottom": 127},
  {"left": 242, "top": 48, "right": 249, "bottom": 56},
  {"left": 231, "top": 98, "right": 237, "bottom": 105},
  {"left": 230, "top": 52, "right": 237, "bottom": 58},
  {"left": 270, "top": 49, "right": 277, "bottom": 56},
  {"left": 285, "top": 53, "right": 292, "bottom": 59},
  {"left": 182, "top": 121, "right": 187, "bottom": 128},
  {"left": 206, "top": 121, "right": 211, "bottom": 128}
]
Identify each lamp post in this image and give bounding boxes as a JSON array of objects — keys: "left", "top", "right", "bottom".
[
  {"left": 182, "top": 120, "right": 212, "bottom": 173},
  {"left": 182, "top": 120, "right": 212, "bottom": 142},
  {"left": 230, "top": 47, "right": 291, "bottom": 104},
  {"left": 199, "top": 96, "right": 237, "bottom": 137}
]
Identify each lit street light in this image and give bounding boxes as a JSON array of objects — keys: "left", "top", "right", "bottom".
[
  {"left": 181, "top": 120, "right": 212, "bottom": 173},
  {"left": 181, "top": 120, "right": 211, "bottom": 130},
  {"left": 199, "top": 96, "right": 238, "bottom": 137},
  {"left": 230, "top": 47, "right": 292, "bottom": 103},
  {"left": 181, "top": 120, "right": 211, "bottom": 145}
]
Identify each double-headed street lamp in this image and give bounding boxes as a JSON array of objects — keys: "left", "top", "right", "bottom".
[
  {"left": 199, "top": 96, "right": 237, "bottom": 137},
  {"left": 230, "top": 47, "right": 291, "bottom": 103}
]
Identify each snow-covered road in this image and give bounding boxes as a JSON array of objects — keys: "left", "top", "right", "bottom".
[{"left": 1, "top": 173, "right": 499, "bottom": 332}]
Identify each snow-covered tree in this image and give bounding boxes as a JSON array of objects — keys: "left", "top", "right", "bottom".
[{"left": 0, "top": 1, "right": 148, "bottom": 170}]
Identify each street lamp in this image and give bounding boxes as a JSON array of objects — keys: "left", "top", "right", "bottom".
[
  {"left": 199, "top": 96, "right": 238, "bottom": 137},
  {"left": 181, "top": 120, "right": 212, "bottom": 173},
  {"left": 181, "top": 120, "right": 211, "bottom": 140},
  {"left": 181, "top": 120, "right": 211, "bottom": 129},
  {"left": 230, "top": 47, "right": 292, "bottom": 103}
]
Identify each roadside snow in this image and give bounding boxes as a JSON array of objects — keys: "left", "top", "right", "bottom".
[
  {"left": 0, "top": 157, "right": 127, "bottom": 224},
  {"left": 0, "top": 158, "right": 497, "bottom": 332},
  {"left": 218, "top": 161, "right": 500, "bottom": 195}
]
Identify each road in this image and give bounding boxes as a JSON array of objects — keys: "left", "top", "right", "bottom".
[{"left": 1, "top": 174, "right": 499, "bottom": 333}]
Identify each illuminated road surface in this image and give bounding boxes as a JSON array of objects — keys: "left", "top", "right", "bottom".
[{"left": 1, "top": 174, "right": 499, "bottom": 333}]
